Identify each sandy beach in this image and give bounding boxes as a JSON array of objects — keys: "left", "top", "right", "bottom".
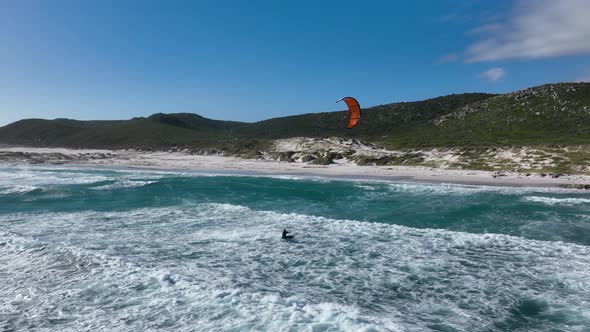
[{"left": 2, "top": 146, "right": 590, "bottom": 188}]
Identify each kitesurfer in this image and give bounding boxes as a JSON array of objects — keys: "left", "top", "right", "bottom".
[{"left": 282, "top": 229, "right": 293, "bottom": 240}]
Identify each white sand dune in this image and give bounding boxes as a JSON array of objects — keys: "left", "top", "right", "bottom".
[{"left": 2, "top": 145, "right": 590, "bottom": 188}]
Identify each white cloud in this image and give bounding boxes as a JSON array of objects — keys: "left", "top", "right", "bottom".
[
  {"left": 480, "top": 67, "right": 506, "bottom": 82},
  {"left": 466, "top": 0, "right": 590, "bottom": 62}
]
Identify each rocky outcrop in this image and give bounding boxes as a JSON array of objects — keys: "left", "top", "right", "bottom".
[{"left": 0, "top": 151, "right": 113, "bottom": 164}]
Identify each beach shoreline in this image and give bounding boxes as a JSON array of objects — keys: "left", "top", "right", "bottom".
[{"left": 2, "top": 146, "right": 590, "bottom": 188}]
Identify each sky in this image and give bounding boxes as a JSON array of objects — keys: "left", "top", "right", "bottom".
[{"left": 1, "top": 0, "right": 590, "bottom": 126}]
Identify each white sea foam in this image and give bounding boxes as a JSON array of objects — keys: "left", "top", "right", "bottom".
[
  {"left": 0, "top": 185, "right": 39, "bottom": 195},
  {"left": 0, "top": 169, "right": 109, "bottom": 186},
  {"left": 1, "top": 165, "right": 589, "bottom": 330},
  {"left": 523, "top": 196, "right": 590, "bottom": 206},
  {"left": 386, "top": 182, "right": 543, "bottom": 196},
  {"left": 353, "top": 184, "right": 379, "bottom": 191},
  {"left": 92, "top": 179, "right": 158, "bottom": 190},
  {"left": 1, "top": 203, "right": 589, "bottom": 331},
  {"left": 3, "top": 164, "right": 585, "bottom": 195},
  {"left": 0, "top": 166, "right": 170, "bottom": 195}
]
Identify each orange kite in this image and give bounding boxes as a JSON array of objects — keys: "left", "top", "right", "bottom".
[{"left": 337, "top": 97, "right": 361, "bottom": 129}]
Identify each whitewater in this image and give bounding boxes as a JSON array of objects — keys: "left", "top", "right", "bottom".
[{"left": 1, "top": 165, "right": 590, "bottom": 331}]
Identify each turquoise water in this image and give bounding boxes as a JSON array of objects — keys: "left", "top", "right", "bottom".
[{"left": 1, "top": 165, "right": 590, "bottom": 331}]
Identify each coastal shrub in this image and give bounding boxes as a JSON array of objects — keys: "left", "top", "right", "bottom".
[
  {"left": 301, "top": 154, "right": 316, "bottom": 162},
  {"left": 311, "top": 156, "right": 334, "bottom": 165}
]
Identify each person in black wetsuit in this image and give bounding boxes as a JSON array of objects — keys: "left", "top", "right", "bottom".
[{"left": 282, "top": 229, "right": 293, "bottom": 240}]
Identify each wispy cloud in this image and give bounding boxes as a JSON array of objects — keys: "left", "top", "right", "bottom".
[
  {"left": 480, "top": 68, "right": 505, "bottom": 82},
  {"left": 466, "top": 23, "right": 503, "bottom": 36},
  {"left": 436, "top": 53, "right": 459, "bottom": 64},
  {"left": 466, "top": 0, "right": 590, "bottom": 62}
]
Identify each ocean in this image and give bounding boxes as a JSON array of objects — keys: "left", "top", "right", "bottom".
[{"left": 1, "top": 165, "right": 589, "bottom": 331}]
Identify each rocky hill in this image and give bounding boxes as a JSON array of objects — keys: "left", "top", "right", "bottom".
[{"left": 395, "top": 83, "right": 590, "bottom": 147}]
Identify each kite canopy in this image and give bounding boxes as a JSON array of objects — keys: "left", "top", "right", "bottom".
[{"left": 337, "top": 97, "right": 361, "bottom": 129}]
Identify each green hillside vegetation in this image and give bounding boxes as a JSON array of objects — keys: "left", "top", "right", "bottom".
[
  {"left": 0, "top": 115, "right": 242, "bottom": 150},
  {"left": 389, "top": 83, "right": 590, "bottom": 147},
  {"left": 235, "top": 93, "right": 494, "bottom": 140},
  {"left": 0, "top": 93, "right": 495, "bottom": 150},
  {"left": 1, "top": 83, "right": 589, "bottom": 151}
]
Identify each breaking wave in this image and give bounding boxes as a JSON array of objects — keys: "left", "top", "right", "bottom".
[{"left": 523, "top": 196, "right": 590, "bottom": 206}]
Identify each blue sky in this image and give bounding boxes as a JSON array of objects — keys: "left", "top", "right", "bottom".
[{"left": 1, "top": 0, "right": 589, "bottom": 126}]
